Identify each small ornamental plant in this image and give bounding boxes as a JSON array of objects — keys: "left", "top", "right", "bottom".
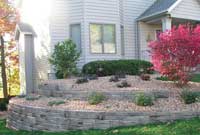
[
  {"left": 134, "top": 93, "right": 154, "bottom": 106},
  {"left": 149, "top": 24, "right": 200, "bottom": 85},
  {"left": 180, "top": 89, "right": 200, "bottom": 104},
  {"left": 109, "top": 76, "right": 120, "bottom": 82},
  {"left": 140, "top": 74, "right": 151, "bottom": 81},
  {"left": 48, "top": 100, "right": 65, "bottom": 106},
  {"left": 76, "top": 77, "right": 89, "bottom": 84},
  {"left": 88, "top": 92, "right": 105, "bottom": 105},
  {"left": 117, "top": 80, "right": 131, "bottom": 88}
]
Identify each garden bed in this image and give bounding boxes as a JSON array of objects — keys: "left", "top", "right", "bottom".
[
  {"left": 38, "top": 75, "right": 200, "bottom": 98},
  {"left": 7, "top": 97, "right": 200, "bottom": 131},
  {"left": 7, "top": 75, "right": 200, "bottom": 131}
]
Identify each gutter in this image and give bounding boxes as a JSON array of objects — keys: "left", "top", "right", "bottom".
[{"left": 137, "top": 10, "right": 169, "bottom": 22}]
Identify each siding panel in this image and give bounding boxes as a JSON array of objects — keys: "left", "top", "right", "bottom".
[{"left": 171, "top": 0, "right": 200, "bottom": 21}]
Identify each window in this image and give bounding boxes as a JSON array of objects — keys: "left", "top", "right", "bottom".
[
  {"left": 70, "top": 24, "right": 81, "bottom": 52},
  {"left": 90, "top": 24, "right": 116, "bottom": 54}
]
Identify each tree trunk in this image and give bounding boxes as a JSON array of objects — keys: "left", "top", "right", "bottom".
[{"left": 0, "top": 36, "right": 8, "bottom": 98}]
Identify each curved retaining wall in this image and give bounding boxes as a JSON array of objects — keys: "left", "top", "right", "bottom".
[
  {"left": 38, "top": 82, "right": 170, "bottom": 100},
  {"left": 7, "top": 101, "right": 200, "bottom": 132}
]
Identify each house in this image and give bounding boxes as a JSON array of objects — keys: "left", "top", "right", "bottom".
[{"left": 15, "top": 0, "right": 200, "bottom": 94}]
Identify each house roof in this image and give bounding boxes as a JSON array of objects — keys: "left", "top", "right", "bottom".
[{"left": 138, "top": 0, "right": 179, "bottom": 20}]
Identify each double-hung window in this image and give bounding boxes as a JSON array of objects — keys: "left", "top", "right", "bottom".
[
  {"left": 70, "top": 24, "right": 81, "bottom": 52},
  {"left": 90, "top": 24, "right": 116, "bottom": 54}
]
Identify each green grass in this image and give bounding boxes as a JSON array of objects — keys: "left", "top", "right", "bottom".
[
  {"left": 157, "top": 74, "right": 200, "bottom": 83},
  {"left": 1, "top": 118, "right": 200, "bottom": 135},
  {"left": 190, "top": 74, "right": 200, "bottom": 83}
]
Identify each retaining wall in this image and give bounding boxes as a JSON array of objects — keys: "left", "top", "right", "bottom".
[{"left": 7, "top": 101, "right": 200, "bottom": 132}]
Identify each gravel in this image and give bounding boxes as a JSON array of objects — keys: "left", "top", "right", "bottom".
[
  {"left": 14, "top": 75, "right": 200, "bottom": 113},
  {"left": 42, "top": 75, "right": 200, "bottom": 92},
  {"left": 11, "top": 96, "right": 200, "bottom": 113}
]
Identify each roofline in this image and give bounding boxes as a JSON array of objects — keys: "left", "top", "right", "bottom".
[
  {"left": 137, "top": 10, "right": 168, "bottom": 21},
  {"left": 137, "top": 0, "right": 184, "bottom": 21},
  {"left": 168, "top": 0, "right": 183, "bottom": 13},
  {"left": 15, "top": 24, "right": 33, "bottom": 40}
]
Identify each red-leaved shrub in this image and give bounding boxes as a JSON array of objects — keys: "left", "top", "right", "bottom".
[{"left": 149, "top": 24, "right": 200, "bottom": 85}]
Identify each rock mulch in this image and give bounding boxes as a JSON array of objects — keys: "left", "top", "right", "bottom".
[
  {"left": 41, "top": 75, "right": 200, "bottom": 92},
  {"left": 11, "top": 96, "right": 200, "bottom": 113}
]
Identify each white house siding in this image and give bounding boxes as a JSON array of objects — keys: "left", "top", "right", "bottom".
[
  {"left": 83, "top": 0, "right": 122, "bottom": 63},
  {"left": 123, "top": 0, "right": 156, "bottom": 59},
  {"left": 139, "top": 22, "right": 162, "bottom": 61},
  {"left": 50, "top": 0, "right": 85, "bottom": 68},
  {"left": 171, "top": 0, "right": 200, "bottom": 21},
  {"left": 50, "top": 0, "right": 157, "bottom": 65},
  {"left": 120, "top": 0, "right": 124, "bottom": 25}
]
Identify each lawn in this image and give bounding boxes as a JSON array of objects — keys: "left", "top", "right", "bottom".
[
  {"left": 157, "top": 74, "right": 200, "bottom": 83},
  {"left": 1, "top": 118, "right": 200, "bottom": 135}
]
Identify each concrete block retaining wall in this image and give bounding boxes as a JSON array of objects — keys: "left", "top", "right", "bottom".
[
  {"left": 7, "top": 102, "right": 200, "bottom": 132},
  {"left": 38, "top": 83, "right": 170, "bottom": 100}
]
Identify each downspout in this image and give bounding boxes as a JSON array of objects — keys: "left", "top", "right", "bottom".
[{"left": 135, "top": 21, "right": 140, "bottom": 59}]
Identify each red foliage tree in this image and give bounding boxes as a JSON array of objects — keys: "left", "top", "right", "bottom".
[{"left": 149, "top": 24, "right": 200, "bottom": 85}]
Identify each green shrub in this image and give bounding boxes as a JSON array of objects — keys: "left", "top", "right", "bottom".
[
  {"left": 180, "top": 90, "right": 200, "bottom": 104},
  {"left": 88, "top": 92, "right": 105, "bottom": 105},
  {"left": 49, "top": 40, "right": 80, "bottom": 78},
  {"left": 82, "top": 60, "right": 153, "bottom": 76},
  {"left": 117, "top": 80, "right": 131, "bottom": 88},
  {"left": 156, "top": 76, "right": 170, "bottom": 81},
  {"left": 48, "top": 100, "right": 65, "bottom": 106},
  {"left": 26, "top": 95, "right": 41, "bottom": 101},
  {"left": 140, "top": 74, "right": 151, "bottom": 81},
  {"left": 134, "top": 93, "right": 154, "bottom": 106},
  {"left": 76, "top": 77, "right": 89, "bottom": 84},
  {"left": 109, "top": 76, "right": 120, "bottom": 82},
  {"left": 0, "top": 98, "right": 9, "bottom": 111}
]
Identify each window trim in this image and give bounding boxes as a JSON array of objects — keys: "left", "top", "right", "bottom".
[
  {"left": 89, "top": 23, "right": 117, "bottom": 54},
  {"left": 69, "top": 23, "right": 82, "bottom": 52}
]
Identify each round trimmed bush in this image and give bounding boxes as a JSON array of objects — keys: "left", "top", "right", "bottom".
[{"left": 82, "top": 60, "right": 153, "bottom": 77}]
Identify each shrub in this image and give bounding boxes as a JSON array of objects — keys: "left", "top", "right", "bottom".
[
  {"left": 117, "top": 80, "right": 131, "bottom": 88},
  {"left": 82, "top": 60, "right": 153, "bottom": 77},
  {"left": 149, "top": 24, "right": 200, "bottom": 85},
  {"left": 0, "top": 98, "right": 9, "bottom": 111},
  {"left": 76, "top": 77, "right": 89, "bottom": 84},
  {"left": 109, "top": 76, "right": 120, "bottom": 82},
  {"left": 140, "top": 74, "right": 151, "bottom": 81},
  {"left": 26, "top": 95, "right": 41, "bottom": 101},
  {"left": 180, "top": 90, "right": 200, "bottom": 104},
  {"left": 49, "top": 40, "right": 80, "bottom": 78},
  {"left": 86, "top": 74, "right": 98, "bottom": 80},
  {"left": 88, "top": 92, "right": 105, "bottom": 105},
  {"left": 134, "top": 93, "right": 154, "bottom": 106},
  {"left": 48, "top": 100, "right": 65, "bottom": 106},
  {"left": 156, "top": 76, "right": 169, "bottom": 81}
]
